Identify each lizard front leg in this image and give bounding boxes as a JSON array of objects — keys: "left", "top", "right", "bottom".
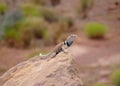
[{"left": 62, "top": 46, "right": 69, "bottom": 54}]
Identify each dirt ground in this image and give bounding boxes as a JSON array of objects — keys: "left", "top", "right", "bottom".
[{"left": 0, "top": 0, "right": 120, "bottom": 85}]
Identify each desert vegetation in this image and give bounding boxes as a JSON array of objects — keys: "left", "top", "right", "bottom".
[
  {"left": 77, "top": 0, "right": 94, "bottom": 18},
  {"left": 0, "top": 3, "right": 6, "bottom": 15},
  {"left": 84, "top": 22, "right": 108, "bottom": 39},
  {"left": 0, "top": 2, "right": 75, "bottom": 48},
  {"left": 93, "top": 83, "right": 106, "bottom": 86},
  {"left": 110, "top": 70, "right": 120, "bottom": 86}
]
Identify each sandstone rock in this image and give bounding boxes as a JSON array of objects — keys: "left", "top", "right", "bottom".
[{"left": 0, "top": 52, "right": 83, "bottom": 86}]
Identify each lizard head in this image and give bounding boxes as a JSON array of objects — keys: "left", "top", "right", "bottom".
[{"left": 64, "top": 34, "right": 77, "bottom": 47}]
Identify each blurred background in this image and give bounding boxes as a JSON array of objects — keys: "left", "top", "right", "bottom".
[{"left": 0, "top": 0, "right": 120, "bottom": 86}]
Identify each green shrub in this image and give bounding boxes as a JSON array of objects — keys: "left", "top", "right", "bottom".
[
  {"left": 67, "top": 18, "right": 74, "bottom": 28},
  {"left": 41, "top": 7, "right": 59, "bottom": 23},
  {"left": 33, "top": 26, "right": 48, "bottom": 39},
  {"left": 21, "top": 17, "right": 48, "bottom": 39},
  {"left": 5, "top": 28, "right": 20, "bottom": 41},
  {"left": 21, "top": 4, "right": 59, "bottom": 22},
  {"left": 58, "top": 17, "right": 74, "bottom": 28},
  {"left": 110, "top": 70, "right": 120, "bottom": 86},
  {"left": 84, "top": 22, "right": 108, "bottom": 39},
  {"left": 3, "top": 14, "right": 51, "bottom": 48},
  {"left": 31, "top": 0, "right": 48, "bottom": 5},
  {"left": 81, "top": 0, "right": 88, "bottom": 12},
  {"left": 0, "top": 3, "right": 6, "bottom": 14},
  {"left": 93, "top": 83, "right": 106, "bottom": 86},
  {"left": 20, "top": 17, "right": 51, "bottom": 46},
  {"left": 20, "top": 28, "right": 33, "bottom": 48},
  {"left": 20, "top": 4, "right": 42, "bottom": 17},
  {"left": 4, "top": 26, "right": 22, "bottom": 47},
  {"left": 4, "top": 20, "right": 32, "bottom": 48},
  {"left": 5, "top": 29, "right": 32, "bottom": 48},
  {"left": 57, "top": 17, "right": 76, "bottom": 32},
  {"left": 19, "top": 17, "right": 50, "bottom": 47}
]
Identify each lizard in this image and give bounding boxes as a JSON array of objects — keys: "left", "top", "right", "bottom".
[{"left": 39, "top": 34, "right": 77, "bottom": 60}]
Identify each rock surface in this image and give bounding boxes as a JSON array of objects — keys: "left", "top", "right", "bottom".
[{"left": 0, "top": 52, "right": 83, "bottom": 86}]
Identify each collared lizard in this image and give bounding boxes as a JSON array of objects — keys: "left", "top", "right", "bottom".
[{"left": 39, "top": 34, "right": 77, "bottom": 60}]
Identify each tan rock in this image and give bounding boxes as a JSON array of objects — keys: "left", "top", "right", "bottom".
[{"left": 0, "top": 52, "right": 83, "bottom": 86}]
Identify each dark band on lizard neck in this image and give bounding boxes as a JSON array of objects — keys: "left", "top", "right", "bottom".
[{"left": 64, "top": 41, "right": 71, "bottom": 47}]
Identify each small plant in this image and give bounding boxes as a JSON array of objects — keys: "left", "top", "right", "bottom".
[
  {"left": 64, "top": 17, "right": 74, "bottom": 28},
  {"left": 41, "top": 7, "right": 59, "bottom": 23},
  {"left": 0, "top": 3, "right": 6, "bottom": 15},
  {"left": 31, "top": 0, "right": 48, "bottom": 5},
  {"left": 81, "top": 0, "right": 88, "bottom": 11},
  {"left": 33, "top": 26, "right": 48, "bottom": 39},
  {"left": 4, "top": 26, "right": 22, "bottom": 47},
  {"left": 20, "top": 4, "right": 42, "bottom": 17},
  {"left": 110, "top": 70, "right": 120, "bottom": 86},
  {"left": 4, "top": 19, "right": 33, "bottom": 48},
  {"left": 77, "top": 0, "right": 94, "bottom": 19},
  {"left": 84, "top": 22, "right": 108, "bottom": 39},
  {"left": 21, "top": 17, "right": 48, "bottom": 39},
  {"left": 4, "top": 27, "right": 32, "bottom": 48},
  {"left": 93, "top": 83, "right": 106, "bottom": 86},
  {"left": 19, "top": 28, "right": 33, "bottom": 48}
]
